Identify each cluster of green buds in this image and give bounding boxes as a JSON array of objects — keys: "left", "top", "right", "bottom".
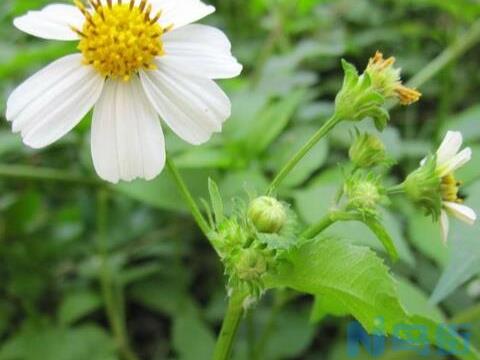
[
  {"left": 335, "top": 51, "right": 421, "bottom": 131},
  {"left": 209, "top": 190, "right": 295, "bottom": 300}
]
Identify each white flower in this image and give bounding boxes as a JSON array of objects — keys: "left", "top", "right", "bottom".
[
  {"left": 6, "top": 0, "right": 242, "bottom": 183},
  {"left": 432, "top": 131, "right": 476, "bottom": 242}
]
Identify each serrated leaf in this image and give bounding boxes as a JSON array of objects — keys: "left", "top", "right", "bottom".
[{"left": 266, "top": 238, "right": 480, "bottom": 360}]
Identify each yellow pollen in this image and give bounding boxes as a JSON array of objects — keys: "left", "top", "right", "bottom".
[
  {"left": 74, "top": 0, "right": 167, "bottom": 80},
  {"left": 441, "top": 173, "right": 463, "bottom": 203}
]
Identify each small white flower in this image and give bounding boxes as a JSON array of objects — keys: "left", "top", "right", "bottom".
[
  {"left": 6, "top": 0, "right": 242, "bottom": 183},
  {"left": 431, "top": 131, "right": 476, "bottom": 242}
]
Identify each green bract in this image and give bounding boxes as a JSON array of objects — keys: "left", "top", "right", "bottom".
[
  {"left": 334, "top": 60, "right": 390, "bottom": 131},
  {"left": 403, "top": 155, "right": 442, "bottom": 220}
]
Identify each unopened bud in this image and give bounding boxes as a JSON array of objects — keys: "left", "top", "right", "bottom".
[
  {"left": 248, "top": 196, "right": 287, "bottom": 234},
  {"left": 349, "top": 131, "right": 387, "bottom": 168},
  {"left": 345, "top": 175, "right": 383, "bottom": 214},
  {"left": 235, "top": 248, "right": 267, "bottom": 282}
]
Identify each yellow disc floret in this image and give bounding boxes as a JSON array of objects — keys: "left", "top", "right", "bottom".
[
  {"left": 441, "top": 173, "right": 463, "bottom": 203},
  {"left": 73, "top": 0, "right": 168, "bottom": 81}
]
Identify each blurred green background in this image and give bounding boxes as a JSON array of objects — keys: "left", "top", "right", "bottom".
[{"left": 1, "top": 0, "right": 480, "bottom": 359}]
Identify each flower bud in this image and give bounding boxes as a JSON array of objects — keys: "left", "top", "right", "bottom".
[
  {"left": 349, "top": 131, "right": 387, "bottom": 168},
  {"left": 248, "top": 196, "right": 287, "bottom": 234},
  {"left": 403, "top": 155, "right": 442, "bottom": 220},
  {"left": 365, "top": 51, "right": 421, "bottom": 106},
  {"left": 213, "top": 218, "right": 248, "bottom": 257},
  {"left": 345, "top": 173, "right": 383, "bottom": 214},
  {"left": 235, "top": 248, "right": 268, "bottom": 282}
]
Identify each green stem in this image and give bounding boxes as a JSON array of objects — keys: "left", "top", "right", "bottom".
[
  {"left": 96, "top": 190, "right": 139, "bottom": 360},
  {"left": 387, "top": 184, "right": 405, "bottom": 195},
  {"left": 301, "top": 210, "right": 360, "bottom": 239},
  {"left": 166, "top": 158, "right": 212, "bottom": 239},
  {"left": 213, "top": 290, "right": 246, "bottom": 360},
  {"left": 407, "top": 19, "right": 480, "bottom": 89},
  {"left": 267, "top": 115, "right": 341, "bottom": 195},
  {"left": 0, "top": 164, "right": 102, "bottom": 186},
  {"left": 450, "top": 302, "right": 480, "bottom": 324}
]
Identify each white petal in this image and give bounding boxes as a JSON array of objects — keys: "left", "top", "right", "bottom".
[
  {"left": 150, "top": 0, "right": 215, "bottom": 29},
  {"left": 440, "top": 210, "right": 449, "bottom": 244},
  {"left": 140, "top": 64, "right": 230, "bottom": 145},
  {"left": 162, "top": 24, "right": 242, "bottom": 79},
  {"left": 438, "top": 147, "right": 472, "bottom": 177},
  {"left": 6, "top": 54, "right": 103, "bottom": 148},
  {"left": 13, "top": 4, "right": 84, "bottom": 41},
  {"left": 91, "top": 77, "right": 166, "bottom": 183},
  {"left": 436, "top": 131, "right": 463, "bottom": 166},
  {"left": 444, "top": 202, "right": 477, "bottom": 225}
]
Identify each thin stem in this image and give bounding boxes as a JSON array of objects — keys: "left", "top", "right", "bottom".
[
  {"left": 96, "top": 190, "right": 139, "bottom": 360},
  {"left": 0, "top": 164, "right": 102, "bottom": 186},
  {"left": 301, "top": 210, "right": 361, "bottom": 239},
  {"left": 166, "top": 158, "right": 212, "bottom": 238},
  {"left": 450, "top": 302, "right": 480, "bottom": 324},
  {"left": 213, "top": 290, "right": 246, "bottom": 360},
  {"left": 387, "top": 184, "right": 405, "bottom": 195},
  {"left": 267, "top": 115, "right": 341, "bottom": 195},
  {"left": 407, "top": 19, "right": 480, "bottom": 89}
]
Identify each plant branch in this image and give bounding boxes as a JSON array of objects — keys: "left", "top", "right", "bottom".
[
  {"left": 213, "top": 290, "right": 246, "bottom": 360},
  {"left": 407, "top": 19, "right": 480, "bottom": 90},
  {"left": 96, "top": 190, "right": 139, "bottom": 360},
  {"left": 267, "top": 114, "right": 341, "bottom": 195},
  {"left": 166, "top": 158, "right": 212, "bottom": 240},
  {"left": 301, "top": 210, "right": 361, "bottom": 239},
  {"left": 0, "top": 164, "right": 102, "bottom": 186}
]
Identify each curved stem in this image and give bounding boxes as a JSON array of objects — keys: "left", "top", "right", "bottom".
[
  {"left": 96, "top": 190, "right": 139, "bottom": 360},
  {"left": 0, "top": 164, "right": 102, "bottom": 186},
  {"left": 267, "top": 114, "right": 341, "bottom": 195},
  {"left": 407, "top": 19, "right": 480, "bottom": 89},
  {"left": 213, "top": 290, "right": 246, "bottom": 360},
  {"left": 301, "top": 210, "right": 360, "bottom": 239},
  {"left": 166, "top": 158, "right": 212, "bottom": 239}
]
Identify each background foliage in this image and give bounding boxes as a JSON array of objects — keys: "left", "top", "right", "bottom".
[{"left": 1, "top": 0, "right": 480, "bottom": 359}]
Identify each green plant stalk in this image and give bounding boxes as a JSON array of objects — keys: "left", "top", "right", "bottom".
[
  {"left": 301, "top": 210, "right": 361, "bottom": 239},
  {"left": 0, "top": 164, "right": 102, "bottom": 186},
  {"left": 166, "top": 158, "right": 212, "bottom": 239},
  {"left": 407, "top": 19, "right": 480, "bottom": 90},
  {"left": 213, "top": 290, "right": 246, "bottom": 360},
  {"left": 267, "top": 114, "right": 341, "bottom": 194},
  {"left": 97, "top": 190, "right": 139, "bottom": 360}
]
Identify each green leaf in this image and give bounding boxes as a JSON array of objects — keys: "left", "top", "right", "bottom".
[
  {"left": 113, "top": 169, "right": 210, "bottom": 212},
  {"left": 208, "top": 178, "right": 224, "bottom": 225},
  {"left": 172, "top": 304, "right": 215, "bottom": 360},
  {"left": 267, "top": 238, "right": 480, "bottom": 360},
  {"left": 431, "top": 182, "right": 480, "bottom": 303},
  {"left": 58, "top": 290, "right": 102, "bottom": 326},
  {"left": 244, "top": 89, "right": 306, "bottom": 156}
]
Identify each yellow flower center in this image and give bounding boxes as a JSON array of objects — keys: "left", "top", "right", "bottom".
[
  {"left": 73, "top": 0, "right": 169, "bottom": 81},
  {"left": 441, "top": 173, "right": 463, "bottom": 203}
]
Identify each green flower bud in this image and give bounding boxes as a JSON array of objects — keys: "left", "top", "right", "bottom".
[
  {"left": 345, "top": 173, "right": 383, "bottom": 215},
  {"left": 335, "top": 60, "right": 389, "bottom": 131},
  {"left": 349, "top": 131, "right": 387, "bottom": 168},
  {"left": 213, "top": 218, "right": 248, "bottom": 257},
  {"left": 248, "top": 196, "right": 287, "bottom": 234},
  {"left": 403, "top": 155, "right": 442, "bottom": 220},
  {"left": 235, "top": 248, "right": 268, "bottom": 282}
]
